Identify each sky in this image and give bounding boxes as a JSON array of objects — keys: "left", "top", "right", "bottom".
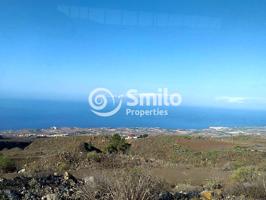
[{"left": 1, "top": 0, "right": 266, "bottom": 110}]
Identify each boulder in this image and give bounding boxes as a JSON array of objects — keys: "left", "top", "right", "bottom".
[
  {"left": 83, "top": 176, "right": 95, "bottom": 187},
  {"left": 159, "top": 192, "right": 175, "bottom": 200},
  {"left": 200, "top": 191, "right": 212, "bottom": 200},
  {"left": 18, "top": 168, "right": 26, "bottom": 174},
  {"left": 42, "top": 193, "right": 58, "bottom": 200},
  {"left": 64, "top": 171, "right": 77, "bottom": 183},
  {"left": 2, "top": 190, "right": 20, "bottom": 200}
]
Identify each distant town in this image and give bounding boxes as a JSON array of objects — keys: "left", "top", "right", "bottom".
[{"left": 1, "top": 126, "right": 266, "bottom": 139}]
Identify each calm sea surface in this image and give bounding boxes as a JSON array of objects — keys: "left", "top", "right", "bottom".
[{"left": 1, "top": 99, "right": 266, "bottom": 130}]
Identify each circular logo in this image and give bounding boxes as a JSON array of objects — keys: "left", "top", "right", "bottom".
[{"left": 88, "top": 88, "right": 123, "bottom": 117}]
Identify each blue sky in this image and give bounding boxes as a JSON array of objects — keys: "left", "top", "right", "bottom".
[{"left": 1, "top": 0, "right": 266, "bottom": 110}]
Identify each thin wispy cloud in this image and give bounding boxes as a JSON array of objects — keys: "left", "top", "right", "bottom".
[
  {"left": 216, "top": 96, "right": 249, "bottom": 104},
  {"left": 216, "top": 96, "right": 266, "bottom": 105}
]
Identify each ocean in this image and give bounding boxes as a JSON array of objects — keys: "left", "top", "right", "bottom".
[{"left": 0, "top": 99, "right": 266, "bottom": 130}]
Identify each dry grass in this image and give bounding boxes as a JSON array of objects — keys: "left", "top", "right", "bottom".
[
  {"left": 130, "top": 135, "right": 233, "bottom": 160},
  {"left": 130, "top": 135, "right": 266, "bottom": 167},
  {"left": 25, "top": 136, "right": 110, "bottom": 154}
]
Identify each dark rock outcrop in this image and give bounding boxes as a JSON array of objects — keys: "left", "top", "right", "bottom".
[{"left": 0, "top": 173, "right": 83, "bottom": 200}]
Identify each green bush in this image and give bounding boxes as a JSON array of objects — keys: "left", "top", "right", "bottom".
[
  {"left": 57, "top": 162, "right": 70, "bottom": 172},
  {"left": 231, "top": 166, "right": 259, "bottom": 182},
  {"left": 106, "top": 134, "right": 131, "bottom": 154},
  {"left": 84, "top": 142, "right": 102, "bottom": 153},
  {"left": 0, "top": 154, "right": 16, "bottom": 173},
  {"left": 139, "top": 134, "right": 148, "bottom": 138},
  {"left": 87, "top": 152, "right": 101, "bottom": 162}
]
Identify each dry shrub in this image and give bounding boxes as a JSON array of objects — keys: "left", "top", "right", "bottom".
[
  {"left": 81, "top": 170, "right": 167, "bottom": 200},
  {"left": 226, "top": 167, "right": 266, "bottom": 199},
  {"left": 227, "top": 177, "right": 266, "bottom": 199}
]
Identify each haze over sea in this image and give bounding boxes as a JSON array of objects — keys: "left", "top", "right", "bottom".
[{"left": 1, "top": 99, "right": 266, "bottom": 131}]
